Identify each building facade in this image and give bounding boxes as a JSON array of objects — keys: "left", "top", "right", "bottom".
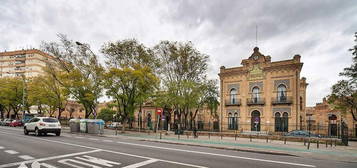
[
  {"left": 306, "top": 98, "right": 357, "bottom": 138},
  {"left": 219, "top": 47, "right": 308, "bottom": 133},
  {"left": 0, "top": 49, "right": 54, "bottom": 78}
]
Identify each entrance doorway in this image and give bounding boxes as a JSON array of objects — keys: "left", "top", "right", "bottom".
[
  {"left": 329, "top": 114, "right": 337, "bottom": 136},
  {"left": 251, "top": 110, "right": 261, "bottom": 131}
]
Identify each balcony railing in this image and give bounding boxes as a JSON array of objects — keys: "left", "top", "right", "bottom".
[
  {"left": 225, "top": 98, "right": 241, "bottom": 106},
  {"left": 272, "top": 96, "right": 293, "bottom": 105},
  {"left": 247, "top": 98, "right": 265, "bottom": 105}
]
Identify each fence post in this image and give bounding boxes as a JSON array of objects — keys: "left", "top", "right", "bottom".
[
  {"left": 208, "top": 132, "right": 210, "bottom": 139},
  {"left": 160, "top": 131, "right": 162, "bottom": 139},
  {"left": 250, "top": 135, "right": 252, "bottom": 142},
  {"left": 266, "top": 136, "right": 268, "bottom": 143},
  {"left": 317, "top": 139, "right": 319, "bottom": 148},
  {"left": 304, "top": 138, "right": 306, "bottom": 146}
]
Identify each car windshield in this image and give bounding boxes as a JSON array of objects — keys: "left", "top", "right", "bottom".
[{"left": 43, "top": 118, "right": 59, "bottom": 123}]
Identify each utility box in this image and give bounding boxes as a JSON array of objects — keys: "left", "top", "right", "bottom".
[
  {"left": 80, "top": 119, "right": 89, "bottom": 133},
  {"left": 87, "top": 119, "right": 105, "bottom": 134},
  {"left": 69, "top": 119, "right": 80, "bottom": 133}
]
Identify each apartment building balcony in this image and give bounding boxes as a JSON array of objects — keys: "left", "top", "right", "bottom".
[
  {"left": 272, "top": 96, "right": 293, "bottom": 105},
  {"left": 225, "top": 98, "right": 241, "bottom": 106},
  {"left": 247, "top": 98, "right": 265, "bottom": 105}
]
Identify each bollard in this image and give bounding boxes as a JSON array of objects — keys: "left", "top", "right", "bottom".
[
  {"left": 221, "top": 134, "right": 223, "bottom": 140},
  {"left": 187, "top": 133, "right": 189, "bottom": 139},
  {"left": 235, "top": 133, "right": 237, "bottom": 141},
  {"left": 208, "top": 133, "right": 210, "bottom": 139},
  {"left": 334, "top": 139, "right": 337, "bottom": 147},
  {"left": 317, "top": 139, "right": 319, "bottom": 148},
  {"left": 250, "top": 135, "right": 252, "bottom": 142},
  {"left": 307, "top": 139, "right": 311, "bottom": 150},
  {"left": 325, "top": 140, "right": 328, "bottom": 148},
  {"left": 178, "top": 133, "right": 180, "bottom": 140},
  {"left": 284, "top": 138, "right": 286, "bottom": 144},
  {"left": 266, "top": 136, "right": 268, "bottom": 143},
  {"left": 304, "top": 138, "right": 306, "bottom": 146},
  {"left": 160, "top": 131, "right": 162, "bottom": 139}
]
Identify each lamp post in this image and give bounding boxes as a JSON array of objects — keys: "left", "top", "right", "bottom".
[{"left": 75, "top": 41, "right": 97, "bottom": 119}]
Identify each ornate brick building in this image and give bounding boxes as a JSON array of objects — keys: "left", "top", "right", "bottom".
[{"left": 219, "top": 47, "right": 308, "bottom": 133}]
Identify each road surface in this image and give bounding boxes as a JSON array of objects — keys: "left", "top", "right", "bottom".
[{"left": 0, "top": 126, "right": 355, "bottom": 168}]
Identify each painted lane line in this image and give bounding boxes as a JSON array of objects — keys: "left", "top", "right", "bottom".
[
  {"left": 4, "top": 150, "right": 19, "bottom": 155},
  {"left": 0, "top": 146, "right": 4, "bottom": 149},
  {"left": 102, "top": 140, "right": 113, "bottom": 143},
  {"left": 0, "top": 130, "right": 314, "bottom": 168},
  {"left": 0, "top": 149, "right": 102, "bottom": 168},
  {"left": 18, "top": 155, "right": 35, "bottom": 160},
  {"left": 88, "top": 138, "right": 99, "bottom": 141},
  {"left": 114, "top": 141, "right": 316, "bottom": 168},
  {"left": 75, "top": 136, "right": 84, "bottom": 139},
  {"left": 122, "top": 159, "right": 158, "bottom": 168}
]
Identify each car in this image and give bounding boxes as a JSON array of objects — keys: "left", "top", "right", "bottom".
[
  {"left": 3, "top": 119, "right": 14, "bottom": 126},
  {"left": 0, "top": 119, "right": 5, "bottom": 126},
  {"left": 24, "top": 117, "right": 61, "bottom": 136},
  {"left": 107, "top": 122, "right": 121, "bottom": 129},
  {"left": 9, "top": 120, "right": 23, "bottom": 127},
  {"left": 284, "top": 130, "right": 321, "bottom": 138}
]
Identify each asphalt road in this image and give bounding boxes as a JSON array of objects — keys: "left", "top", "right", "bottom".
[{"left": 0, "top": 126, "right": 356, "bottom": 168}]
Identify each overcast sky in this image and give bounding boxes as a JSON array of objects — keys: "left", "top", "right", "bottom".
[{"left": 1, "top": 0, "right": 356, "bottom": 106}]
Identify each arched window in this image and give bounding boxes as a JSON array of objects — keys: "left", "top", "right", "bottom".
[
  {"left": 274, "top": 112, "right": 282, "bottom": 132},
  {"left": 277, "top": 84, "right": 287, "bottom": 101},
  {"left": 234, "top": 112, "right": 238, "bottom": 130},
  {"left": 251, "top": 110, "right": 261, "bottom": 131},
  {"left": 282, "top": 112, "right": 289, "bottom": 132},
  {"left": 252, "top": 87, "right": 260, "bottom": 103},
  {"left": 228, "top": 113, "right": 233, "bottom": 130},
  {"left": 230, "top": 88, "right": 237, "bottom": 104},
  {"left": 328, "top": 114, "right": 337, "bottom": 136}
]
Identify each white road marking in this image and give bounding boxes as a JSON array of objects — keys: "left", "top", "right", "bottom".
[
  {"left": 4, "top": 150, "right": 18, "bottom": 154},
  {"left": 0, "top": 150, "right": 101, "bottom": 168},
  {"left": 0, "top": 146, "right": 4, "bottom": 149},
  {"left": 122, "top": 159, "right": 158, "bottom": 168},
  {"left": 75, "top": 155, "right": 121, "bottom": 167},
  {"left": 18, "top": 155, "right": 35, "bottom": 160},
  {"left": 102, "top": 140, "right": 113, "bottom": 143},
  {"left": 58, "top": 158, "right": 102, "bottom": 168},
  {"left": 74, "top": 136, "right": 84, "bottom": 139},
  {"left": 88, "top": 138, "right": 99, "bottom": 141},
  {"left": 114, "top": 141, "right": 316, "bottom": 168},
  {"left": 0, "top": 130, "right": 316, "bottom": 168}
]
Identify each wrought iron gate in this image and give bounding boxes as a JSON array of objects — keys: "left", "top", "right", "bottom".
[{"left": 341, "top": 121, "right": 349, "bottom": 146}]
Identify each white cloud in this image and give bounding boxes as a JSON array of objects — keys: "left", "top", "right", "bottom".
[{"left": 0, "top": 0, "right": 356, "bottom": 106}]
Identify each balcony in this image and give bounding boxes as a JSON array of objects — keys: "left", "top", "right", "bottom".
[
  {"left": 225, "top": 98, "right": 241, "bottom": 106},
  {"left": 272, "top": 96, "right": 293, "bottom": 105},
  {"left": 247, "top": 98, "right": 265, "bottom": 105}
]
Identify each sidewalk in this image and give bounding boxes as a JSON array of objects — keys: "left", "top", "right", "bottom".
[{"left": 65, "top": 127, "right": 357, "bottom": 162}]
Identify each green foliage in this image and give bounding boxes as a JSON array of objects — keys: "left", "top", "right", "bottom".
[
  {"left": 0, "top": 77, "right": 25, "bottom": 119},
  {"left": 41, "top": 34, "right": 104, "bottom": 118},
  {"left": 97, "top": 108, "right": 116, "bottom": 122},
  {"left": 329, "top": 32, "right": 357, "bottom": 121}
]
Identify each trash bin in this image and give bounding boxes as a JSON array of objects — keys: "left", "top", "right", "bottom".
[
  {"left": 69, "top": 119, "right": 80, "bottom": 133},
  {"left": 80, "top": 119, "right": 88, "bottom": 133},
  {"left": 87, "top": 119, "right": 105, "bottom": 134}
]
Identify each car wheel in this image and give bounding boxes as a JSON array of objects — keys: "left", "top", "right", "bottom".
[
  {"left": 35, "top": 128, "right": 40, "bottom": 136},
  {"left": 24, "top": 128, "right": 29, "bottom": 135},
  {"left": 56, "top": 132, "right": 61, "bottom": 136}
]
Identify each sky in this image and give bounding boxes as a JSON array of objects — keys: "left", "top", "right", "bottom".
[{"left": 0, "top": 0, "right": 356, "bottom": 106}]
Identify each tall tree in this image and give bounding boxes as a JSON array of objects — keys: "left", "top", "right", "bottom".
[
  {"left": 0, "top": 77, "right": 25, "bottom": 119},
  {"left": 101, "top": 39, "right": 160, "bottom": 131},
  {"left": 329, "top": 32, "right": 357, "bottom": 121},
  {"left": 154, "top": 41, "right": 210, "bottom": 129},
  {"left": 41, "top": 34, "right": 104, "bottom": 118}
]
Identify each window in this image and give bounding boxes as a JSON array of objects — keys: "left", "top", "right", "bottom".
[
  {"left": 277, "top": 84, "right": 287, "bottom": 102},
  {"left": 252, "top": 87, "right": 260, "bottom": 103},
  {"left": 228, "top": 112, "right": 238, "bottom": 130},
  {"left": 275, "top": 112, "right": 289, "bottom": 132},
  {"left": 229, "top": 88, "right": 237, "bottom": 104}
]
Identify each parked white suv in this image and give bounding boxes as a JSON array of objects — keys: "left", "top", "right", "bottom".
[{"left": 24, "top": 117, "right": 61, "bottom": 136}]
